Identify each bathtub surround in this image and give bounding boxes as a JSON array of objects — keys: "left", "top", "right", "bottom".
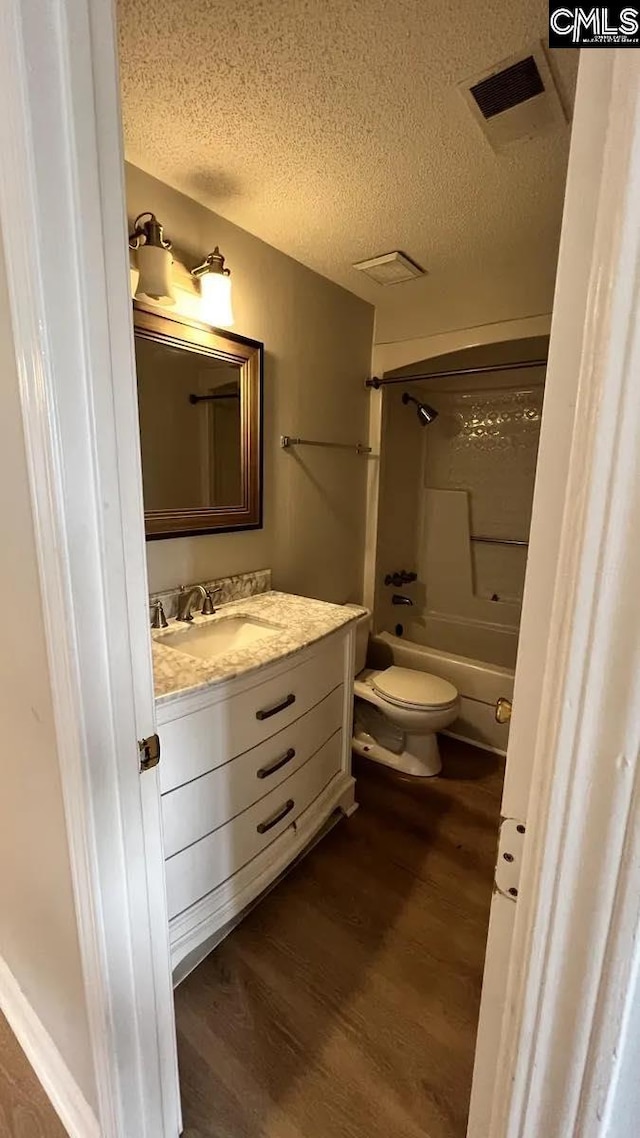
[
  {"left": 375, "top": 342, "right": 546, "bottom": 668},
  {"left": 420, "top": 380, "right": 544, "bottom": 617},
  {"left": 419, "top": 489, "right": 521, "bottom": 662},
  {"left": 126, "top": 165, "right": 374, "bottom": 604},
  {"left": 369, "top": 340, "right": 543, "bottom": 753}
]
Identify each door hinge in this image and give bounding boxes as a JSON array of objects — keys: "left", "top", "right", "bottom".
[
  {"left": 495, "top": 816, "right": 526, "bottom": 900},
  {"left": 139, "top": 733, "right": 161, "bottom": 772},
  {"left": 495, "top": 697, "right": 513, "bottom": 724}
]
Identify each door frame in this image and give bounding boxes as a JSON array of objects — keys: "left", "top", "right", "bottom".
[
  {"left": 482, "top": 50, "right": 640, "bottom": 1138},
  {"left": 1, "top": 5, "right": 639, "bottom": 1137},
  {"left": 467, "top": 48, "right": 621, "bottom": 1134},
  {"left": 0, "top": 1, "right": 180, "bottom": 1135}
]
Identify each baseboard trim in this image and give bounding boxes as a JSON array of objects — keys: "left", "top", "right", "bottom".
[{"left": 0, "top": 955, "right": 100, "bottom": 1138}]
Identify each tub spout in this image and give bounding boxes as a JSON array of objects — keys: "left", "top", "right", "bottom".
[{"left": 392, "top": 594, "right": 413, "bottom": 606}]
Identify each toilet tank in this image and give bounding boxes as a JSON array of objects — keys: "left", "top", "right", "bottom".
[{"left": 343, "top": 605, "right": 371, "bottom": 675}]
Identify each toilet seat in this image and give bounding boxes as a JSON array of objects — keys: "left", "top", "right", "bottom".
[{"left": 370, "top": 666, "right": 458, "bottom": 711}]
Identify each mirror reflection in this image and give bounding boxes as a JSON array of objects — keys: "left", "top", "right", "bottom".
[
  {"left": 131, "top": 304, "right": 263, "bottom": 539},
  {"left": 135, "top": 334, "right": 243, "bottom": 512}
]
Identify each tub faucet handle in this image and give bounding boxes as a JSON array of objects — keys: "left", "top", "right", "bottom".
[
  {"left": 385, "top": 570, "right": 418, "bottom": 587},
  {"left": 385, "top": 572, "right": 405, "bottom": 587}
]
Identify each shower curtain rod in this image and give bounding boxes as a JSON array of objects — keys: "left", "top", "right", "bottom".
[{"left": 366, "top": 358, "right": 548, "bottom": 389}]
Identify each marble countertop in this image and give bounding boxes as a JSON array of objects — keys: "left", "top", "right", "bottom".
[{"left": 152, "top": 590, "right": 367, "bottom": 705}]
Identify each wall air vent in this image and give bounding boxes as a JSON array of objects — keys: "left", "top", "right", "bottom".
[
  {"left": 459, "top": 42, "right": 567, "bottom": 152},
  {"left": 353, "top": 251, "right": 426, "bottom": 286}
]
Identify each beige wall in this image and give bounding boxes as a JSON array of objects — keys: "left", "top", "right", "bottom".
[
  {"left": 0, "top": 241, "right": 97, "bottom": 1107},
  {"left": 127, "top": 164, "right": 375, "bottom": 603},
  {"left": 136, "top": 339, "right": 242, "bottom": 510},
  {"left": 136, "top": 335, "right": 207, "bottom": 510},
  {"left": 373, "top": 243, "right": 559, "bottom": 346}
]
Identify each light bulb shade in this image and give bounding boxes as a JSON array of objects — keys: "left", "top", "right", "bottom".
[
  {"left": 200, "top": 269, "right": 234, "bottom": 327},
  {"left": 135, "top": 243, "right": 175, "bottom": 307}
]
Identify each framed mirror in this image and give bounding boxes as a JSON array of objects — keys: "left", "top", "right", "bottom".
[{"left": 133, "top": 303, "right": 263, "bottom": 539}]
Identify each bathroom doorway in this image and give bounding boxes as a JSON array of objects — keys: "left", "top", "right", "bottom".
[
  {"left": 2, "top": 4, "right": 639, "bottom": 1138},
  {"left": 112, "top": 4, "right": 579, "bottom": 1137}
]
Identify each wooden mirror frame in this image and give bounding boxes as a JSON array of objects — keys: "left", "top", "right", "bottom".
[{"left": 133, "top": 302, "right": 263, "bottom": 539}]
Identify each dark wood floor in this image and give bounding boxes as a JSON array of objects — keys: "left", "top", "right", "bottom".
[
  {"left": 0, "top": 1015, "right": 67, "bottom": 1138},
  {"left": 175, "top": 737, "right": 504, "bottom": 1138}
]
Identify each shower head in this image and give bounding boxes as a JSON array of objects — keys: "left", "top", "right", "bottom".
[{"left": 402, "top": 392, "right": 439, "bottom": 426}]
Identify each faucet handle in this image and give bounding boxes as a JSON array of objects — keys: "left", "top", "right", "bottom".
[
  {"left": 150, "top": 599, "right": 168, "bottom": 629},
  {"left": 201, "top": 586, "right": 223, "bottom": 616}
]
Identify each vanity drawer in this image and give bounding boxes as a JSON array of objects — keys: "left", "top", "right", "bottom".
[
  {"left": 162, "top": 685, "right": 344, "bottom": 858},
  {"left": 165, "top": 729, "right": 342, "bottom": 919},
  {"left": 160, "top": 634, "right": 344, "bottom": 793}
]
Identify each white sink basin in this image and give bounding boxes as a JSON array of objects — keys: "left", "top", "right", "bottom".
[{"left": 160, "top": 615, "right": 282, "bottom": 662}]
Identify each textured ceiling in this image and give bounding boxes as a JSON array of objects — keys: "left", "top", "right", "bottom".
[{"left": 117, "top": 0, "right": 578, "bottom": 337}]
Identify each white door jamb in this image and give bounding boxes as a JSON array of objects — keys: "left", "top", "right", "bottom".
[
  {"left": 486, "top": 52, "right": 640, "bottom": 1138},
  {"left": 0, "top": 1, "right": 180, "bottom": 1135}
]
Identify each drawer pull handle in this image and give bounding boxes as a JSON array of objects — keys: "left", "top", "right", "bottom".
[
  {"left": 257, "top": 798, "right": 295, "bottom": 834},
  {"left": 256, "top": 693, "right": 296, "bottom": 721},
  {"left": 256, "top": 747, "right": 296, "bottom": 779}
]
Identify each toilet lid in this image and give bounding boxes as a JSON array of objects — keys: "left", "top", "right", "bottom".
[{"left": 371, "top": 666, "right": 458, "bottom": 710}]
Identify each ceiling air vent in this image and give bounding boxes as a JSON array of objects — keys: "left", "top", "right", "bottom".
[
  {"left": 470, "top": 56, "right": 545, "bottom": 119},
  {"left": 353, "top": 251, "right": 426, "bottom": 286},
  {"left": 459, "top": 42, "right": 567, "bottom": 151}
]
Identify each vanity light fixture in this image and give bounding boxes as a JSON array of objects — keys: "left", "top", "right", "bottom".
[
  {"left": 191, "top": 246, "right": 234, "bottom": 328},
  {"left": 128, "top": 212, "right": 175, "bottom": 307}
]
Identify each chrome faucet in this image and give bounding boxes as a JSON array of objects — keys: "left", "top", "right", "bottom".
[
  {"left": 176, "top": 584, "right": 221, "bottom": 623},
  {"left": 392, "top": 593, "right": 413, "bottom": 606}
]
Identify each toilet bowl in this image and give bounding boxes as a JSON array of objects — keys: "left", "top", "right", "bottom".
[{"left": 346, "top": 607, "right": 460, "bottom": 777}]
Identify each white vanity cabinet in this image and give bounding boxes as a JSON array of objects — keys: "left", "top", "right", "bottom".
[{"left": 156, "top": 625, "right": 356, "bottom": 975}]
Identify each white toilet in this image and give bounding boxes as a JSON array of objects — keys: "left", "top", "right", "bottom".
[{"left": 348, "top": 608, "right": 460, "bottom": 777}]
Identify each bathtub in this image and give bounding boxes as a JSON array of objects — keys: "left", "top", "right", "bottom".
[
  {"left": 386, "top": 611, "right": 518, "bottom": 670},
  {"left": 368, "top": 629, "right": 515, "bottom": 756}
]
